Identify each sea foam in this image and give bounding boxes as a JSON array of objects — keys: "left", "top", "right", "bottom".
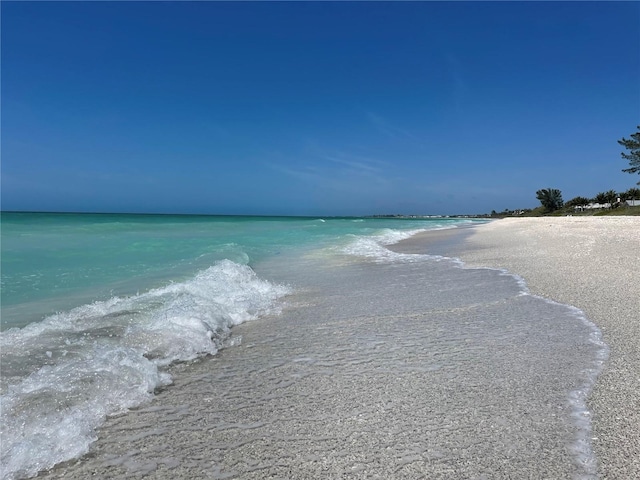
[
  {"left": 340, "top": 226, "right": 455, "bottom": 262},
  {"left": 0, "top": 260, "right": 290, "bottom": 480}
]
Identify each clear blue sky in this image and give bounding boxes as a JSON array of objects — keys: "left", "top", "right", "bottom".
[{"left": 2, "top": 1, "right": 639, "bottom": 216}]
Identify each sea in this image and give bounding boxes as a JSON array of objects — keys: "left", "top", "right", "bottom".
[{"left": 0, "top": 212, "right": 606, "bottom": 479}]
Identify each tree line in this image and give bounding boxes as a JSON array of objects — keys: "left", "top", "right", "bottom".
[
  {"left": 536, "top": 187, "right": 640, "bottom": 213},
  {"left": 535, "top": 126, "right": 640, "bottom": 213}
]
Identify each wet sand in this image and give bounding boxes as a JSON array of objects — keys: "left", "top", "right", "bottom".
[
  {"left": 393, "top": 216, "right": 640, "bottom": 478},
  {"left": 34, "top": 219, "right": 615, "bottom": 479}
]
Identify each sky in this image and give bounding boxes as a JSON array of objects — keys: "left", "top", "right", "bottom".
[{"left": 2, "top": 1, "right": 639, "bottom": 216}]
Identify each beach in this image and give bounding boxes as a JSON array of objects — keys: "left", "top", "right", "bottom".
[
  {"left": 395, "top": 216, "right": 640, "bottom": 478},
  {"left": 26, "top": 216, "right": 634, "bottom": 479}
]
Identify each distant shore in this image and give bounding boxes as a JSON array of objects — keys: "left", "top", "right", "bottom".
[{"left": 394, "top": 216, "right": 640, "bottom": 478}]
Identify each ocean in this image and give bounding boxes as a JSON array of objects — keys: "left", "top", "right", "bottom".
[{"left": 0, "top": 213, "right": 606, "bottom": 479}]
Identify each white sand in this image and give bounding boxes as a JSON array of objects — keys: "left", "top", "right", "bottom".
[
  {"left": 449, "top": 217, "right": 640, "bottom": 478},
  {"left": 31, "top": 217, "right": 639, "bottom": 479}
]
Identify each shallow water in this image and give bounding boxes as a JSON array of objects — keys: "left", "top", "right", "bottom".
[
  {"left": 1, "top": 213, "right": 475, "bottom": 479},
  {"left": 32, "top": 236, "right": 606, "bottom": 479}
]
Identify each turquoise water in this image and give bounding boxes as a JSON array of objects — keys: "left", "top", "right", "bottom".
[
  {"left": 1, "top": 213, "right": 469, "bottom": 329},
  {"left": 1, "top": 212, "right": 478, "bottom": 479},
  {"left": 0, "top": 213, "right": 605, "bottom": 479}
]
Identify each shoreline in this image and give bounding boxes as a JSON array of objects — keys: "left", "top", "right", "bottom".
[
  {"left": 34, "top": 219, "right": 606, "bottom": 479},
  {"left": 393, "top": 216, "right": 640, "bottom": 478},
  {"left": 5, "top": 221, "right": 635, "bottom": 479}
]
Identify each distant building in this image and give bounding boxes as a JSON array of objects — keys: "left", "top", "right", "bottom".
[
  {"left": 574, "top": 199, "right": 640, "bottom": 211},
  {"left": 574, "top": 202, "right": 610, "bottom": 211}
]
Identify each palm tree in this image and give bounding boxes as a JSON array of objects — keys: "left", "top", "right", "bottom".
[
  {"left": 594, "top": 192, "right": 609, "bottom": 205},
  {"left": 566, "top": 196, "right": 591, "bottom": 210},
  {"left": 625, "top": 187, "right": 640, "bottom": 200},
  {"left": 594, "top": 191, "right": 618, "bottom": 208},
  {"left": 622, "top": 187, "right": 640, "bottom": 206},
  {"left": 604, "top": 190, "right": 618, "bottom": 208},
  {"left": 536, "top": 188, "right": 564, "bottom": 212}
]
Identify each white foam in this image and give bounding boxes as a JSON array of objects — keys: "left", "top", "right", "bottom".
[
  {"left": 340, "top": 226, "right": 607, "bottom": 477},
  {"left": 340, "top": 227, "right": 450, "bottom": 263},
  {"left": 0, "top": 260, "right": 290, "bottom": 480}
]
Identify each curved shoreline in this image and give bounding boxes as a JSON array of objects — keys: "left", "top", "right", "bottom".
[
  {"left": 33, "top": 221, "right": 605, "bottom": 479},
  {"left": 393, "top": 217, "right": 640, "bottom": 478}
]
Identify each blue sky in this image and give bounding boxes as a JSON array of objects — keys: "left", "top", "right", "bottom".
[{"left": 2, "top": 1, "right": 639, "bottom": 216}]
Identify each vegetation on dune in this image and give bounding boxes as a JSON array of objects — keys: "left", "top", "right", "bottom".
[
  {"left": 624, "top": 187, "right": 640, "bottom": 200},
  {"left": 564, "top": 196, "right": 591, "bottom": 209},
  {"left": 525, "top": 187, "right": 640, "bottom": 216},
  {"left": 535, "top": 188, "right": 564, "bottom": 213},
  {"left": 488, "top": 127, "right": 640, "bottom": 217}
]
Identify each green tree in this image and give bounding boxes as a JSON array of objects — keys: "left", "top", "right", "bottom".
[
  {"left": 565, "top": 196, "right": 591, "bottom": 208},
  {"left": 594, "top": 191, "right": 618, "bottom": 208},
  {"left": 618, "top": 126, "right": 640, "bottom": 184},
  {"left": 594, "top": 192, "right": 608, "bottom": 205},
  {"left": 604, "top": 189, "right": 619, "bottom": 208},
  {"left": 536, "top": 188, "right": 564, "bottom": 212},
  {"left": 621, "top": 188, "right": 640, "bottom": 205},
  {"left": 625, "top": 187, "right": 640, "bottom": 200}
]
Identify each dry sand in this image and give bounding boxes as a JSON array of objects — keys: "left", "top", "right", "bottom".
[{"left": 420, "top": 216, "right": 640, "bottom": 479}]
